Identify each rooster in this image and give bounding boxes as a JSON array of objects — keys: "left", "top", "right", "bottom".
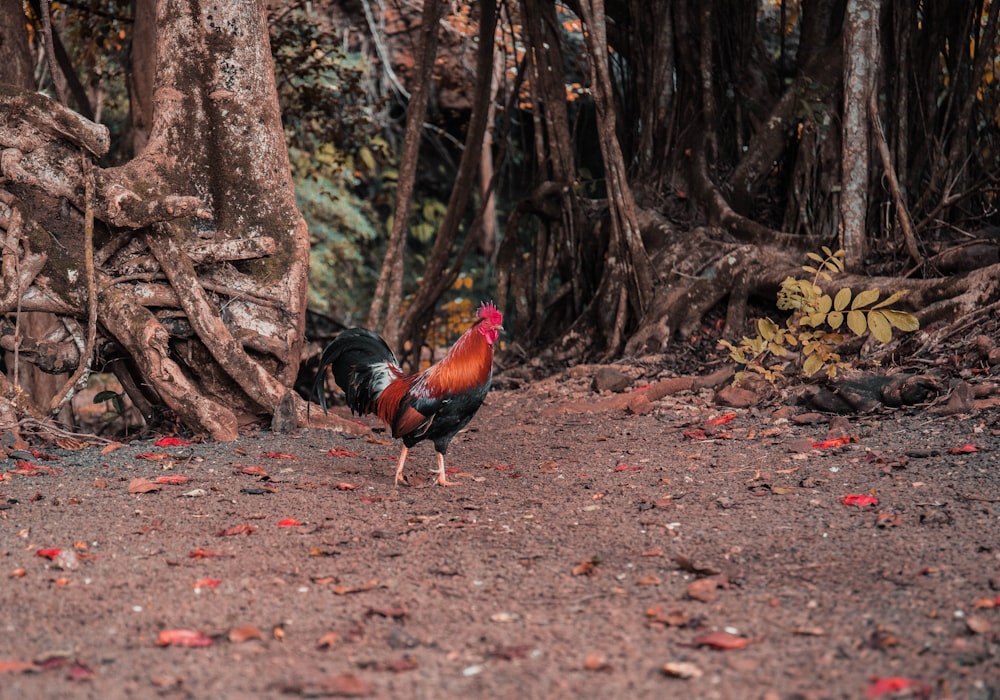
[{"left": 312, "top": 302, "right": 503, "bottom": 486}]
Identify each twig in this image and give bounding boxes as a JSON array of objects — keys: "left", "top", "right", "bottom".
[
  {"left": 869, "top": 91, "right": 922, "bottom": 267},
  {"left": 49, "top": 152, "right": 98, "bottom": 413},
  {"left": 38, "top": 0, "right": 69, "bottom": 106}
]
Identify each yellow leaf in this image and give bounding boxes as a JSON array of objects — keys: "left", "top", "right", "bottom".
[
  {"left": 821, "top": 245, "right": 833, "bottom": 257},
  {"left": 847, "top": 309, "right": 868, "bottom": 336},
  {"left": 806, "top": 252, "right": 825, "bottom": 263},
  {"left": 868, "top": 310, "right": 892, "bottom": 343},
  {"left": 359, "top": 146, "right": 376, "bottom": 173},
  {"left": 833, "top": 288, "right": 852, "bottom": 311},
  {"left": 827, "top": 310, "right": 844, "bottom": 329},
  {"left": 872, "top": 289, "right": 908, "bottom": 309},
  {"left": 851, "top": 288, "right": 880, "bottom": 309},
  {"left": 757, "top": 317, "right": 779, "bottom": 340},
  {"left": 803, "top": 353, "right": 824, "bottom": 376},
  {"left": 883, "top": 309, "right": 920, "bottom": 332},
  {"left": 806, "top": 312, "right": 826, "bottom": 327},
  {"left": 817, "top": 294, "right": 833, "bottom": 314},
  {"left": 768, "top": 341, "right": 788, "bottom": 357}
]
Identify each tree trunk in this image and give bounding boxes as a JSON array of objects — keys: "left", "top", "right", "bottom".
[
  {"left": 0, "top": 0, "right": 351, "bottom": 439},
  {"left": 840, "top": 0, "right": 880, "bottom": 271}
]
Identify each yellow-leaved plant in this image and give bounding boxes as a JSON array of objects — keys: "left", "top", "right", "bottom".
[{"left": 720, "top": 248, "right": 920, "bottom": 382}]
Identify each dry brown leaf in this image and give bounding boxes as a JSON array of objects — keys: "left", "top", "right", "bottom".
[
  {"left": 127, "top": 478, "right": 161, "bottom": 494},
  {"left": 316, "top": 632, "right": 339, "bottom": 649},
  {"left": 687, "top": 631, "right": 750, "bottom": 650},
  {"left": 686, "top": 577, "right": 719, "bottom": 603},
  {"left": 332, "top": 578, "right": 379, "bottom": 595},
  {"left": 228, "top": 625, "right": 263, "bottom": 643}
]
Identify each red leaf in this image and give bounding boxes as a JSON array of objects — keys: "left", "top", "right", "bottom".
[
  {"left": 239, "top": 466, "right": 269, "bottom": 477},
  {"left": 948, "top": 443, "right": 978, "bottom": 454},
  {"left": 193, "top": 578, "right": 221, "bottom": 589},
  {"left": 688, "top": 632, "right": 750, "bottom": 650},
  {"left": 704, "top": 413, "right": 736, "bottom": 426},
  {"left": 154, "top": 437, "right": 190, "bottom": 447},
  {"left": 864, "top": 676, "right": 918, "bottom": 699},
  {"left": 683, "top": 429, "right": 708, "bottom": 441},
  {"left": 335, "top": 482, "right": 357, "bottom": 490},
  {"left": 189, "top": 548, "right": 229, "bottom": 558},
  {"left": 217, "top": 524, "right": 256, "bottom": 537},
  {"left": 614, "top": 464, "right": 641, "bottom": 472},
  {"left": 36, "top": 548, "right": 62, "bottom": 559},
  {"left": 153, "top": 475, "right": 190, "bottom": 485},
  {"left": 260, "top": 452, "right": 296, "bottom": 459},
  {"left": 135, "top": 452, "right": 169, "bottom": 461},
  {"left": 842, "top": 494, "right": 879, "bottom": 507},
  {"left": 156, "top": 629, "right": 213, "bottom": 647},
  {"left": 0, "top": 659, "right": 39, "bottom": 673},
  {"left": 812, "top": 436, "right": 853, "bottom": 449},
  {"left": 359, "top": 496, "right": 382, "bottom": 503},
  {"left": 276, "top": 518, "right": 301, "bottom": 527},
  {"left": 128, "top": 478, "right": 161, "bottom": 494},
  {"left": 327, "top": 447, "right": 359, "bottom": 457}
]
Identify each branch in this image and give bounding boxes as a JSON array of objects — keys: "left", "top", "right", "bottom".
[{"left": 869, "top": 90, "right": 923, "bottom": 267}]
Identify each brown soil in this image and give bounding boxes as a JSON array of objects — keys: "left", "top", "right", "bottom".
[{"left": 1, "top": 369, "right": 999, "bottom": 699}]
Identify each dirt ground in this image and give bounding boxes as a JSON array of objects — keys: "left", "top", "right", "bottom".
[{"left": 1, "top": 365, "right": 999, "bottom": 699}]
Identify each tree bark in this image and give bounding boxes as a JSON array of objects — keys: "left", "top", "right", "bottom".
[
  {"left": 0, "top": 0, "right": 335, "bottom": 439},
  {"left": 840, "top": 0, "right": 880, "bottom": 271}
]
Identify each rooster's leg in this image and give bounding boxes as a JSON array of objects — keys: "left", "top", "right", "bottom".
[
  {"left": 393, "top": 446, "right": 410, "bottom": 486},
  {"left": 435, "top": 451, "right": 458, "bottom": 486}
]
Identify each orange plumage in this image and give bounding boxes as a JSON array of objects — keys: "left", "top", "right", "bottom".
[{"left": 313, "top": 302, "right": 503, "bottom": 486}]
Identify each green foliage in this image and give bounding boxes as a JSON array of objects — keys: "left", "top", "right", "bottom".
[{"left": 720, "top": 248, "right": 920, "bottom": 382}]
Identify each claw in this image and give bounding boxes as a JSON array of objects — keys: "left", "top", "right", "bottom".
[{"left": 435, "top": 452, "right": 458, "bottom": 487}]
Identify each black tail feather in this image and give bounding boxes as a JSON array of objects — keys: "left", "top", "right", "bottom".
[{"left": 311, "top": 328, "right": 398, "bottom": 415}]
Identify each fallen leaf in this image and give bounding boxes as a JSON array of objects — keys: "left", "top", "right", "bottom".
[
  {"left": 812, "top": 436, "right": 854, "bottom": 449},
  {"left": 276, "top": 518, "right": 301, "bottom": 527},
  {"left": 966, "top": 615, "right": 991, "bottom": 634},
  {"left": 686, "top": 577, "right": 720, "bottom": 603},
  {"left": 327, "top": 448, "right": 359, "bottom": 457},
  {"left": 316, "top": 632, "right": 339, "bottom": 649},
  {"left": 864, "top": 677, "right": 921, "bottom": 699},
  {"left": 67, "top": 661, "right": 95, "bottom": 681},
  {"left": 36, "top": 548, "right": 62, "bottom": 560},
  {"left": 686, "top": 632, "right": 750, "bottom": 650},
  {"left": 583, "top": 653, "right": 611, "bottom": 671},
  {"left": 154, "top": 437, "right": 190, "bottom": 447},
  {"left": 135, "top": 453, "right": 169, "bottom": 461},
  {"left": 683, "top": 429, "right": 708, "bottom": 441},
  {"left": 100, "top": 442, "right": 124, "bottom": 455},
  {"left": 260, "top": 452, "right": 296, "bottom": 459},
  {"left": 948, "top": 443, "right": 978, "bottom": 454},
  {"left": 572, "top": 558, "right": 599, "bottom": 576},
  {"left": 661, "top": 661, "right": 702, "bottom": 679},
  {"left": 188, "top": 548, "right": 230, "bottom": 559},
  {"left": 228, "top": 625, "right": 263, "bottom": 643},
  {"left": 335, "top": 482, "right": 357, "bottom": 491},
  {"left": 284, "top": 673, "right": 374, "bottom": 697},
  {"left": 704, "top": 413, "right": 736, "bottom": 426},
  {"left": 128, "top": 478, "right": 161, "bottom": 494},
  {"left": 645, "top": 605, "right": 689, "bottom": 627},
  {"left": 0, "top": 659, "right": 39, "bottom": 673},
  {"left": 193, "top": 578, "right": 221, "bottom": 589},
  {"left": 239, "top": 466, "right": 269, "bottom": 477},
  {"left": 156, "top": 629, "right": 213, "bottom": 647},
  {"left": 153, "top": 475, "right": 191, "bottom": 485},
  {"left": 217, "top": 524, "right": 256, "bottom": 537},
  {"left": 613, "top": 464, "right": 641, "bottom": 472},
  {"left": 637, "top": 575, "right": 661, "bottom": 586},
  {"left": 875, "top": 511, "right": 902, "bottom": 528},
  {"left": 842, "top": 494, "right": 879, "bottom": 507},
  {"left": 332, "top": 578, "right": 379, "bottom": 595}
]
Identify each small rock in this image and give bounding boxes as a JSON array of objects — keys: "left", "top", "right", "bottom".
[
  {"left": 592, "top": 368, "right": 632, "bottom": 393},
  {"left": 714, "top": 384, "right": 757, "bottom": 408}
]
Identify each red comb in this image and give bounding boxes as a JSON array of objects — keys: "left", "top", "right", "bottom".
[{"left": 477, "top": 301, "right": 502, "bottom": 324}]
